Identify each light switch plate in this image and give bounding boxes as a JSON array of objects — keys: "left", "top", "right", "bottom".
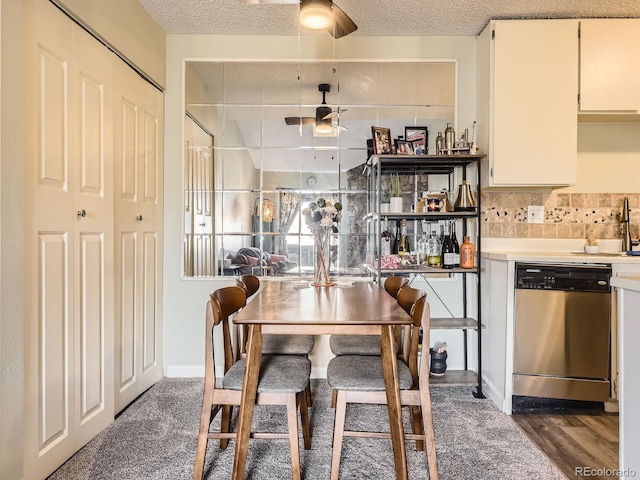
[{"left": 527, "top": 205, "right": 545, "bottom": 224}]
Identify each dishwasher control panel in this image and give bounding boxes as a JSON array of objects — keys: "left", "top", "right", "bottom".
[{"left": 515, "top": 263, "right": 611, "bottom": 292}]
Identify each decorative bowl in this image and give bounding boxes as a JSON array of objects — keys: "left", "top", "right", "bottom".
[{"left": 584, "top": 245, "right": 599, "bottom": 254}]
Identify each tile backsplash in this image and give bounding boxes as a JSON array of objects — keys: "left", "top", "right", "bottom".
[{"left": 481, "top": 192, "right": 640, "bottom": 239}]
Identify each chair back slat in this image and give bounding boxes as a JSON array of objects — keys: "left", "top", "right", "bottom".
[
  {"left": 397, "top": 286, "right": 425, "bottom": 318},
  {"left": 205, "top": 299, "right": 219, "bottom": 383},
  {"left": 237, "top": 274, "right": 260, "bottom": 298},
  {"left": 211, "top": 286, "right": 247, "bottom": 373},
  {"left": 396, "top": 287, "right": 428, "bottom": 383},
  {"left": 384, "top": 276, "right": 409, "bottom": 299},
  {"left": 235, "top": 275, "right": 261, "bottom": 355}
]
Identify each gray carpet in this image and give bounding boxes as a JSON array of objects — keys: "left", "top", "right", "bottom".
[{"left": 48, "top": 379, "right": 566, "bottom": 480}]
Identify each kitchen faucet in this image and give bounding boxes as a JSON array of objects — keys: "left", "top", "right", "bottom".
[{"left": 620, "top": 196, "right": 636, "bottom": 252}]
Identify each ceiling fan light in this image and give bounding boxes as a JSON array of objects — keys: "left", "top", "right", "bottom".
[
  {"left": 315, "top": 119, "right": 333, "bottom": 134},
  {"left": 299, "top": 0, "right": 333, "bottom": 30}
]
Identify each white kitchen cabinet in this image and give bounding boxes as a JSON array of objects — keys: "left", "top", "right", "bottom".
[
  {"left": 113, "top": 58, "right": 164, "bottom": 413},
  {"left": 477, "top": 20, "right": 579, "bottom": 187},
  {"left": 579, "top": 19, "right": 640, "bottom": 112},
  {"left": 611, "top": 278, "right": 640, "bottom": 479},
  {"left": 24, "top": 1, "right": 114, "bottom": 477}
]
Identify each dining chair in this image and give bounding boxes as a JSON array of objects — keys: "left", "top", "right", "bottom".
[
  {"left": 329, "top": 276, "right": 409, "bottom": 357},
  {"left": 236, "top": 274, "right": 315, "bottom": 358},
  {"left": 327, "top": 286, "right": 438, "bottom": 480},
  {"left": 194, "top": 286, "right": 312, "bottom": 480},
  {"left": 236, "top": 275, "right": 315, "bottom": 408}
]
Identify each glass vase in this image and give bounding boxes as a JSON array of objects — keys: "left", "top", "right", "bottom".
[{"left": 312, "top": 227, "right": 335, "bottom": 287}]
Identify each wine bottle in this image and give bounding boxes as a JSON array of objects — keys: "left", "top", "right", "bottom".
[
  {"left": 392, "top": 220, "right": 401, "bottom": 254},
  {"left": 417, "top": 221, "right": 429, "bottom": 265},
  {"left": 451, "top": 220, "right": 460, "bottom": 267},
  {"left": 381, "top": 216, "right": 392, "bottom": 256},
  {"left": 441, "top": 222, "right": 455, "bottom": 269},
  {"left": 460, "top": 235, "right": 475, "bottom": 269},
  {"left": 426, "top": 227, "right": 442, "bottom": 268},
  {"left": 398, "top": 219, "right": 410, "bottom": 256}
]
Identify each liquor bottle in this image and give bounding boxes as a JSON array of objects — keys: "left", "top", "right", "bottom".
[
  {"left": 417, "top": 221, "right": 430, "bottom": 265},
  {"left": 450, "top": 220, "right": 460, "bottom": 267},
  {"left": 435, "top": 132, "right": 444, "bottom": 155},
  {"left": 460, "top": 235, "right": 475, "bottom": 269},
  {"left": 398, "top": 219, "right": 410, "bottom": 256},
  {"left": 441, "top": 222, "right": 455, "bottom": 269},
  {"left": 381, "top": 216, "right": 392, "bottom": 256},
  {"left": 392, "top": 220, "right": 401, "bottom": 254},
  {"left": 426, "top": 226, "right": 442, "bottom": 268}
]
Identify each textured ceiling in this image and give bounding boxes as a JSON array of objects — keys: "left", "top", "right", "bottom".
[{"left": 139, "top": 0, "right": 640, "bottom": 37}]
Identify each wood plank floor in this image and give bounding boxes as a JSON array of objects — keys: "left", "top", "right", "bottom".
[{"left": 513, "top": 407, "right": 619, "bottom": 480}]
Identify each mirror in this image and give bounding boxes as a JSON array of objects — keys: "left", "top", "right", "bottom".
[{"left": 183, "top": 61, "right": 455, "bottom": 277}]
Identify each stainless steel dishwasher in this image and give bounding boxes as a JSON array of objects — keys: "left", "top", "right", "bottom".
[{"left": 513, "top": 262, "right": 611, "bottom": 402}]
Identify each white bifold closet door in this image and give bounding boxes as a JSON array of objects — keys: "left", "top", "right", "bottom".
[
  {"left": 113, "top": 57, "right": 164, "bottom": 413},
  {"left": 23, "top": 1, "right": 114, "bottom": 478}
]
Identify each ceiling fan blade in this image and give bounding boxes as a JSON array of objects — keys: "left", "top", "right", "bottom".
[
  {"left": 285, "top": 116, "right": 315, "bottom": 126},
  {"left": 329, "top": 3, "right": 357, "bottom": 38},
  {"left": 322, "top": 108, "right": 348, "bottom": 120}
]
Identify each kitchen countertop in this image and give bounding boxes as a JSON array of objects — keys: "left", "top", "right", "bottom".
[
  {"left": 611, "top": 275, "right": 640, "bottom": 291},
  {"left": 481, "top": 250, "right": 640, "bottom": 264}
]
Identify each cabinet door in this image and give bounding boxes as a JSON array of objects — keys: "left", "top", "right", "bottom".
[
  {"left": 489, "top": 20, "right": 578, "bottom": 186},
  {"left": 113, "top": 58, "right": 163, "bottom": 413},
  {"left": 580, "top": 19, "right": 640, "bottom": 112},
  {"left": 24, "top": 2, "right": 114, "bottom": 477}
]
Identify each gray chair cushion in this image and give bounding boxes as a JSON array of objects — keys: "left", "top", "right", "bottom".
[
  {"left": 262, "top": 334, "right": 315, "bottom": 355},
  {"left": 329, "top": 334, "right": 399, "bottom": 356},
  {"left": 223, "top": 355, "right": 311, "bottom": 393},
  {"left": 327, "top": 355, "right": 413, "bottom": 391}
]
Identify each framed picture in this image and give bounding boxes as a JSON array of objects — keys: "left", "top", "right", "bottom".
[
  {"left": 396, "top": 139, "right": 414, "bottom": 155},
  {"left": 404, "top": 126, "right": 428, "bottom": 155},
  {"left": 371, "top": 126, "right": 392, "bottom": 155}
]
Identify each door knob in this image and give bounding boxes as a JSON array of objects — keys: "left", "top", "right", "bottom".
[
  {"left": 136, "top": 215, "right": 143, "bottom": 222},
  {"left": 76, "top": 209, "right": 86, "bottom": 218}
]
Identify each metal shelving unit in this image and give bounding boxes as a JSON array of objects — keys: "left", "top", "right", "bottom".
[{"left": 365, "top": 153, "right": 486, "bottom": 398}]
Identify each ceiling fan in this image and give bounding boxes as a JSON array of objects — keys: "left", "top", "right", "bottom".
[
  {"left": 284, "top": 83, "right": 347, "bottom": 133},
  {"left": 239, "top": 0, "right": 358, "bottom": 39}
]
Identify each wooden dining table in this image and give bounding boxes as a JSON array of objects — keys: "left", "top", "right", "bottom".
[{"left": 231, "top": 280, "right": 414, "bottom": 480}]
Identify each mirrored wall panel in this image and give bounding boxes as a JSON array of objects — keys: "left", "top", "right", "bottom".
[{"left": 184, "top": 61, "right": 456, "bottom": 277}]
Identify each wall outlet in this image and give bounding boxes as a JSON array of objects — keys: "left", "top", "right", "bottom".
[{"left": 527, "top": 205, "right": 545, "bottom": 224}]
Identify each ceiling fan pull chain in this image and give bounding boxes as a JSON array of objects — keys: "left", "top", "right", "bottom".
[
  {"left": 297, "top": 21, "right": 301, "bottom": 80},
  {"left": 332, "top": 22, "right": 336, "bottom": 73}
]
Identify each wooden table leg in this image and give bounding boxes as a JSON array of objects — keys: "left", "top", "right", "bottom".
[
  {"left": 232, "top": 324, "right": 262, "bottom": 480},
  {"left": 381, "top": 325, "right": 408, "bottom": 480}
]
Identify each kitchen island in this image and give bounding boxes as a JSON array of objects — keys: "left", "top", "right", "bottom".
[{"left": 609, "top": 275, "right": 640, "bottom": 480}]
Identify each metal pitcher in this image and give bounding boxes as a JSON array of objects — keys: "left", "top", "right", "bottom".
[{"left": 454, "top": 180, "right": 476, "bottom": 211}]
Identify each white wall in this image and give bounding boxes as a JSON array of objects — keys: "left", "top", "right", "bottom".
[
  {"left": 559, "top": 123, "right": 640, "bottom": 193},
  {"left": 163, "top": 34, "right": 477, "bottom": 376},
  {"left": 53, "top": 0, "right": 166, "bottom": 87}
]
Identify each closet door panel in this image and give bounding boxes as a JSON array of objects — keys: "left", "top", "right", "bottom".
[
  {"left": 71, "top": 23, "right": 114, "bottom": 448},
  {"left": 39, "top": 233, "right": 70, "bottom": 449}
]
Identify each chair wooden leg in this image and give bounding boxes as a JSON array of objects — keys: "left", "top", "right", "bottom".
[
  {"left": 411, "top": 405, "right": 424, "bottom": 451},
  {"left": 331, "top": 388, "right": 337, "bottom": 408},
  {"left": 419, "top": 382, "right": 439, "bottom": 480},
  {"left": 305, "top": 382, "right": 313, "bottom": 408},
  {"left": 194, "top": 387, "right": 213, "bottom": 480},
  {"left": 286, "top": 393, "right": 302, "bottom": 480},
  {"left": 220, "top": 405, "right": 232, "bottom": 449},
  {"left": 299, "top": 389, "right": 312, "bottom": 450},
  {"left": 330, "top": 390, "right": 347, "bottom": 480}
]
